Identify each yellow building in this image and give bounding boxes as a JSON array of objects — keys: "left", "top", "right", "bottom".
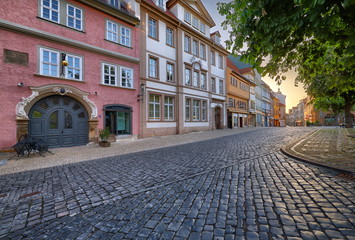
[
  {"left": 272, "top": 94, "right": 280, "bottom": 126},
  {"left": 226, "top": 58, "right": 256, "bottom": 128}
]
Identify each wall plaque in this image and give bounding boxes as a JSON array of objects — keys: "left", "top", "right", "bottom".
[{"left": 4, "top": 49, "right": 29, "bottom": 66}]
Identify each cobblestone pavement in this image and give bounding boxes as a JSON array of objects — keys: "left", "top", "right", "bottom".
[
  {"left": 0, "top": 127, "right": 261, "bottom": 175},
  {"left": 1, "top": 127, "right": 355, "bottom": 239},
  {"left": 283, "top": 128, "right": 355, "bottom": 174}
]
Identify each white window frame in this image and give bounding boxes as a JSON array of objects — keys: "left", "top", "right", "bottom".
[
  {"left": 106, "top": 20, "right": 119, "bottom": 43},
  {"left": 41, "top": 0, "right": 60, "bottom": 23},
  {"left": 102, "top": 63, "right": 117, "bottom": 86},
  {"left": 67, "top": 4, "right": 82, "bottom": 31},
  {"left": 65, "top": 54, "right": 82, "bottom": 81},
  {"left": 120, "top": 26, "right": 131, "bottom": 47},
  {"left": 120, "top": 67, "right": 133, "bottom": 88},
  {"left": 40, "top": 48, "right": 59, "bottom": 77}
]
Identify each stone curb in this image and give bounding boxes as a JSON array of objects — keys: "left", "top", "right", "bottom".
[{"left": 281, "top": 130, "right": 355, "bottom": 176}]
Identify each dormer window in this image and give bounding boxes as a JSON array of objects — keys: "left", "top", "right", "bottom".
[
  {"left": 157, "top": 0, "right": 164, "bottom": 8},
  {"left": 184, "top": 11, "right": 191, "bottom": 24},
  {"left": 110, "top": 0, "right": 119, "bottom": 8},
  {"left": 192, "top": 17, "right": 199, "bottom": 29},
  {"left": 200, "top": 22, "right": 206, "bottom": 34}
]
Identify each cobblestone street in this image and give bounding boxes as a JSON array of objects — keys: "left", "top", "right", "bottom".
[{"left": 1, "top": 128, "right": 354, "bottom": 239}]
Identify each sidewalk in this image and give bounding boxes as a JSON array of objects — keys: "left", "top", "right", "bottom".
[
  {"left": 2, "top": 127, "right": 354, "bottom": 176},
  {"left": 282, "top": 127, "right": 355, "bottom": 175},
  {"left": 0, "top": 127, "right": 260, "bottom": 176}
]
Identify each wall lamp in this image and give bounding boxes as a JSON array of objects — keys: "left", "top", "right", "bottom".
[
  {"left": 17, "top": 82, "right": 24, "bottom": 87},
  {"left": 137, "top": 83, "right": 145, "bottom": 102}
]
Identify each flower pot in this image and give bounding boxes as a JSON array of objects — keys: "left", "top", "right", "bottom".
[{"left": 99, "top": 141, "right": 111, "bottom": 147}]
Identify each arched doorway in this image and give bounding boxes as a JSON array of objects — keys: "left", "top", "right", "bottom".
[
  {"left": 215, "top": 107, "right": 222, "bottom": 129},
  {"left": 29, "top": 96, "right": 89, "bottom": 147}
]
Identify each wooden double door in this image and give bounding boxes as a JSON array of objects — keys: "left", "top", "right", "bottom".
[{"left": 29, "top": 96, "right": 89, "bottom": 147}]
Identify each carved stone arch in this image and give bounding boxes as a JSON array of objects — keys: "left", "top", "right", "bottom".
[{"left": 15, "top": 84, "right": 98, "bottom": 143}]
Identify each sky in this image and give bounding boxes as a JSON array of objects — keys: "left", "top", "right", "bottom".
[{"left": 201, "top": 0, "right": 307, "bottom": 111}]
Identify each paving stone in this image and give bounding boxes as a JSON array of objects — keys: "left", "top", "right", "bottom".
[{"left": 0, "top": 128, "right": 354, "bottom": 240}]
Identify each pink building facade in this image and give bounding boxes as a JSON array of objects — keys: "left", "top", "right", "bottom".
[{"left": 0, "top": 0, "right": 140, "bottom": 148}]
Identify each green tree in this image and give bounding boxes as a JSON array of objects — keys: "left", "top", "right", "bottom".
[{"left": 218, "top": 0, "right": 355, "bottom": 127}]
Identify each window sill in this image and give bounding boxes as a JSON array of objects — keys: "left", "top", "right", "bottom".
[
  {"left": 100, "top": 84, "right": 136, "bottom": 90},
  {"left": 34, "top": 74, "right": 84, "bottom": 83},
  {"left": 148, "top": 120, "right": 176, "bottom": 122},
  {"left": 104, "top": 39, "right": 133, "bottom": 49},
  {"left": 37, "top": 17, "right": 85, "bottom": 33},
  {"left": 186, "top": 121, "right": 208, "bottom": 123},
  {"left": 148, "top": 36, "right": 159, "bottom": 42}
]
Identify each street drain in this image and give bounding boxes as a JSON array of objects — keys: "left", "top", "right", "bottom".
[{"left": 19, "top": 191, "right": 41, "bottom": 199}]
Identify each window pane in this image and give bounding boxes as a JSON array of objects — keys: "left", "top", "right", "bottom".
[
  {"left": 149, "top": 58, "right": 157, "bottom": 78},
  {"left": 148, "top": 18, "right": 157, "bottom": 38},
  {"left": 32, "top": 110, "right": 43, "bottom": 118},
  {"left": 149, "top": 94, "right": 161, "bottom": 119},
  {"left": 64, "top": 111, "right": 73, "bottom": 129},
  {"left": 166, "top": 28, "right": 173, "bottom": 46},
  {"left": 185, "top": 68, "right": 191, "bottom": 85},
  {"left": 42, "top": 0, "right": 59, "bottom": 22},
  {"left": 185, "top": 99, "right": 190, "bottom": 121},
  {"left": 193, "top": 71, "right": 199, "bottom": 87},
  {"left": 78, "top": 112, "right": 85, "bottom": 118},
  {"left": 49, "top": 111, "right": 58, "bottom": 129},
  {"left": 103, "top": 64, "right": 116, "bottom": 85},
  {"left": 107, "top": 21, "right": 118, "bottom": 42}
]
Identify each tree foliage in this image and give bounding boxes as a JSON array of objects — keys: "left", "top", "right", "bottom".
[{"left": 218, "top": 0, "right": 355, "bottom": 127}]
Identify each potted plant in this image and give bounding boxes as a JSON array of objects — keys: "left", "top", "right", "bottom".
[{"left": 99, "top": 128, "right": 111, "bottom": 147}]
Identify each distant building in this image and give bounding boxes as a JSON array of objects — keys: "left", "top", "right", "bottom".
[
  {"left": 271, "top": 93, "right": 279, "bottom": 126},
  {"left": 226, "top": 56, "right": 256, "bottom": 128},
  {"left": 287, "top": 98, "right": 306, "bottom": 126},
  {"left": 274, "top": 90, "right": 286, "bottom": 127},
  {"left": 261, "top": 81, "right": 272, "bottom": 126}
]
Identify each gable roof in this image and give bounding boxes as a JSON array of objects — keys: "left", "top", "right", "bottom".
[
  {"left": 211, "top": 31, "right": 221, "bottom": 37},
  {"left": 227, "top": 57, "right": 256, "bottom": 86},
  {"left": 227, "top": 55, "right": 253, "bottom": 70},
  {"left": 144, "top": 0, "right": 178, "bottom": 20},
  {"left": 167, "top": 0, "right": 215, "bottom": 27}
]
